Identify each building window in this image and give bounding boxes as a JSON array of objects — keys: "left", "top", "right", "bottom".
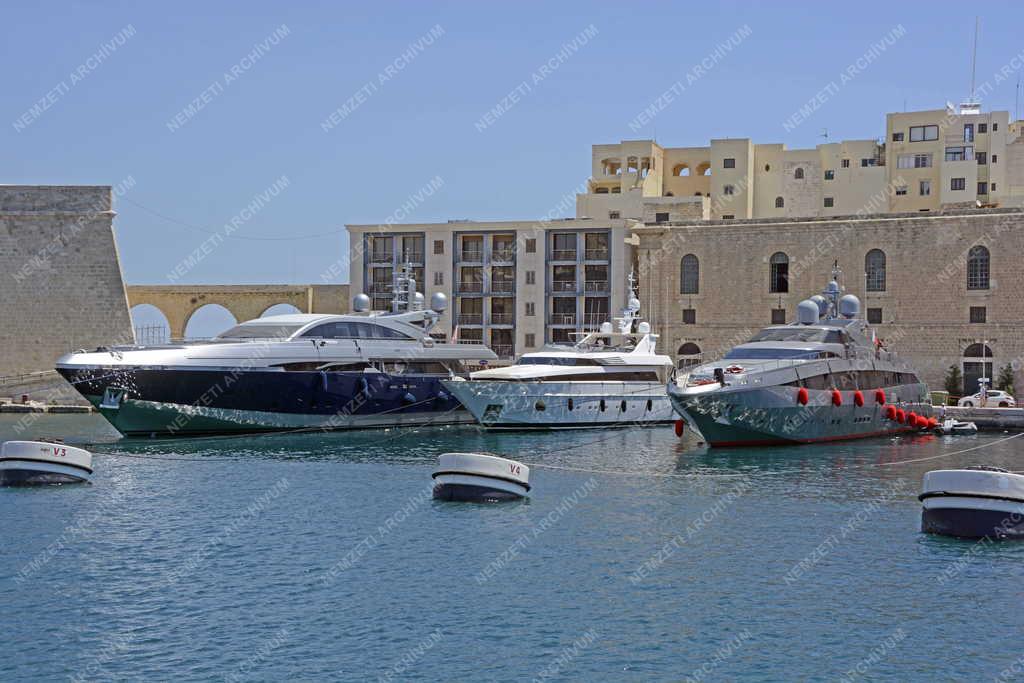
[
  {"left": 841, "top": 159, "right": 850, "bottom": 168},
  {"left": 608, "top": 211, "right": 620, "bottom": 219},
  {"left": 721, "top": 214, "right": 735, "bottom": 219},
  {"left": 867, "top": 307, "right": 883, "bottom": 324},
  {"left": 967, "top": 245, "right": 990, "bottom": 290},
  {"left": 525, "top": 333, "right": 535, "bottom": 347},
  {"left": 655, "top": 212, "right": 669, "bottom": 223},
  {"left": 433, "top": 239, "right": 445, "bottom": 255},
  {"left": 895, "top": 186, "right": 908, "bottom": 196},
  {"left": 964, "top": 123, "right": 974, "bottom": 142},
  {"left": 951, "top": 177, "right": 966, "bottom": 191},
  {"left": 993, "top": 123, "right": 999, "bottom": 131},
  {"left": 680, "top": 254, "right": 699, "bottom": 294},
  {"left": 525, "top": 270, "right": 535, "bottom": 285},
  {"left": 892, "top": 132, "right": 904, "bottom": 142},
  {"left": 977, "top": 152, "right": 987, "bottom": 165},
  {"left": 992, "top": 183, "right": 997, "bottom": 191},
  {"left": 433, "top": 272, "right": 443, "bottom": 286},
  {"left": 919, "top": 180, "right": 931, "bottom": 196},
  {"left": 769, "top": 252, "right": 789, "bottom": 293},
  {"left": 910, "top": 124, "right": 939, "bottom": 142},
  {"left": 680, "top": 308, "right": 696, "bottom": 325},
  {"left": 898, "top": 153, "right": 933, "bottom": 168},
  {"left": 525, "top": 238, "right": 536, "bottom": 253},
  {"left": 775, "top": 196, "right": 784, "bottom": 208},
  {"left": 978, "top": 123, "right": 988, "bottom": 133},
  {"left": 525, "top": 302, "right": 535, "bottom": 316},
  {"left": 723, "top": 184, "right": 735, "bottom": 195},
  {"left": 865, "top": 249, "right": 886, "bottom": 292},
  {"left": 992, "top": 154, "right": 998, "bottom": 164},
  {"left": 595, "top": 187, "right": 609, "bottom": 194},
  {"left": 771, "top": 308, "right": 786, "bottom": 324},
  {"left": 970, "top": 306, "right": 987, "bottom": 323},
  {"left": 978, "top": 182, "right": 988, "bottom": 195},
  {"left": 861, "top": 158, "right": 876, "bottom": 167},
  {"left": 794, "top": 167, "right": 804, "bottom": 180},
  {"left": 723, "top": 158, "right": 736, "bottom": 168},
  {"left": 824, "top": 169, "right": 835, "bottom": 180},
  {"left": 823, "top": 197, "right": 834, "bottom": 208},
  {"left": 945, "top": 146, "right": 973, "bottom": 162}
]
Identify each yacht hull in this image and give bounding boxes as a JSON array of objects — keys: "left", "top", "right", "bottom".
[
  {"left": 56, "top": 366, "right": 471, "bottom": 436},
  {"left": 668, "top": 383, "right": 932, "bottom": 447},
  {"left": 442, "top": 379, "right": 675, "bottom": 429}
]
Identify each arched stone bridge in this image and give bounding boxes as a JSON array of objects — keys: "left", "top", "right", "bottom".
[{"left": 126, "top": 284, "right": 350, "bottom": 340}]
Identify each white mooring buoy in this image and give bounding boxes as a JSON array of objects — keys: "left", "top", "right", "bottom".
[
  {"left": 432, "top": 452, "right": 530, "bottom": 502},
  {"left": 0, "top": 441, "right": 93, "bottom": 486}
]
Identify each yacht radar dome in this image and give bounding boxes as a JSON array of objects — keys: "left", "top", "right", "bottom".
[
  {"left": 797, "top": 299, "right": 820, "bottom": 325},
  {"left": 412, "top": 292, "right": 425, "bottom": 310},
  {"left": 810, "top": 295, "right": 829, "bottom": 316},
  {"left": 637, "top": 321, "right": 651, "bottom": 334},
  {"left": 352, "top": 293, "right": 371, "bottom": 312},
  {"left": 600, "top": 321, "right": 613, "bottom": 334},
  {"left": 432, "top": 452, "right": 530, "bottom": 502},
  {"left": 839, "top": 294, "right": 860, "bottom": 319},
  {"left": 430, "top": 292, "right": 448, "bottom": 313}
]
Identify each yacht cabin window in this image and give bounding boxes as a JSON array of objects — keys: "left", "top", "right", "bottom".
[{"left": 300, "top": 322, "right": 412, "bottom": 340}]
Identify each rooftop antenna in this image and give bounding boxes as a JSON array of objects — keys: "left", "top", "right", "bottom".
[
  {"left": 1016, "top": 76, "right": 1021, "bottom": 121},
  {"left": 819, "top": 128, "right": 829, "bottom": 139},
  {"left": 960, "top": 17, "right": 981, "bottom": 115}
]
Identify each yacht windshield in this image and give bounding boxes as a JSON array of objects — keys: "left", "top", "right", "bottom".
[
  {"left": 746, "top": 328, "right": 845, "bottom": 344},
  {"left": 216, "top": 324, "right": 303, "bottom": 340},
  {"left": 516, "top": 357, "right": 600, "bottom": 366},
  {"left": 724, "top": 348, "right": 839, "bottom": 360}
]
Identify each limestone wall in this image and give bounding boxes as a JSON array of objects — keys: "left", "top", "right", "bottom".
[
  {"left": 635, "top": 208, "right": 1024, "bottom": 393},
  {"left": 0, "top": 186, "right": 133, "bottom": 377}
]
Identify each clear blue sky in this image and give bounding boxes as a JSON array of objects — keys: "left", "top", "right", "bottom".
[{"left": 5, "top": 0, "right": 1023, "bottom": 294}]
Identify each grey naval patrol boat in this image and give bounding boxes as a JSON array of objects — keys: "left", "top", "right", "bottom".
[{"left": 668, "top": 265, "right": 932, "bottom": 447}]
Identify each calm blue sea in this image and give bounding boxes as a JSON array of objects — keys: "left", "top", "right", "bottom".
[{"left": 2, "top": 414, "right": 1024, "bottom": 682}]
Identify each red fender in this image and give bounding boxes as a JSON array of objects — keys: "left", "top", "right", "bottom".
[
  {"left": 831, "top": 389, "right": 842, "bottom": 407},
  {"left": 875, "top": 389, "right": 886, "bottom": 405},
  {"left": 907, "top": 412, "right": 918, "bottom": 427},
  {"left": 895, "top": 409, "right": 906, "bottom": 424},
  {"left": 853, "top": 390, "right": 865, "bottom": 407},
  {"left": 674, "top": 419, "right": 684, "bottom": 437},
  {"left": 797, "top": 387, "right": 809, "bottom": 405},
  {"left": 885, "top": 405, "right": 897, "bottom": 420}
]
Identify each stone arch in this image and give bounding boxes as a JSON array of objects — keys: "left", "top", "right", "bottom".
[
  {"left": 184, "top": 303, "right": 237, "bottom": 340},
  {"left": 129, "top": 304, "right": 171, "bottom": 345},
  {"left": 672, "top": 163, "right": 690, "bottom": 177},
  {"left": 601, "top": 158, "right": 621, "bottom": 175},
  {"left": 261, "top": 303, "right": 302, "bottom": 317},
  {"left": 697, "top": 162, "right": 712, "bottom": 176},
  {"left": 794, "top": 167, "right": 805, "bottom": 180},
  {"left": 677, "top": 342, "right": 702, "bottom": 370},
  {"left": 962, "top": 343, "right": 995, "bottom": 397}
]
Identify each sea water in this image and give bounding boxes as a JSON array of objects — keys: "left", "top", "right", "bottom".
[{"left": 2, "top": 414, "right": 1023, "bottom": 681}]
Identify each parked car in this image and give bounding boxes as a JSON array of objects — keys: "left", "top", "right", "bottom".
[{"left": 958, "top": 389, "right": 1016, "bottom": 408}]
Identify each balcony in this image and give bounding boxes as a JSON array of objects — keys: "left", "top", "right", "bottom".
[
  {"left": 457, "top": 314, "right": 483, "bottom": 326},
  {"left": 399, "top": 251, "right": 424, "bottom": 263},
  {"left": 584, "top": 280, "right": 608, "bottom": 292},
  {"left": 369, "top": 251, "right": 394, "bottom": 263},
  {"left": 491, "top": 248, "right": 516, "bottom": 262},
  {"left": 550, "top": 249, "right": 577, "bottom": 261},
  {"left": 457, "top": 281, "right": 484, "bottom": 294},
  {"left": 490, "top": 312, "right": 514, "bottom": 325},
  {"left": 551, "top": 280, "right": 577, "bottom": 293},
  {"left": 371, "top": 282, "right": 393, "bottom": 293},
  {"left": 490, "top": 280, "right": 515, "bottom": 294},
  {"left": 584, "top": 248, "right": 609, "bottom": 260},
  {"left": 549, "top": 313, "right": 577, "bottom": 325},
  {"left": 460, "top": 249, "right": 484, "bottom": 262},
  {"left": 491, "top": 344, "right": 514, "bottom": 359}
]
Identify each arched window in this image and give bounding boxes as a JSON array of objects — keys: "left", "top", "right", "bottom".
[
  {"left": 601, "top": 158, "right": 621, "bottom": 175},
  {"left": 680, "top": 254, "right": 699, "bottom": 294},
  {"left": 723, "top": 184, "right": 735, "bottom": 195},
  {"left": 794, "top": 167, "right": 805, "bottom": 180},
  {"left": 694, "top": 192, "right": 702, "bottom": 196},
  {"left": 962, "top": 343, "right": 994, "bottom": 396},
  {"left": 967, "top": 245, "right": 990, "bottom": 290},
  {"left": 697, "top": 162, "right": 711, "bottom": 176},
  {"left": 627, "top": 156, "right": 639, "bottom": 173},
  {"left": 774, "top": 196, "right": 784, "bottom": 208},
  {"left": 595, "top": 187, "right": 609, "bottom": 194},
  {"left": 865, "top": 249, "right": 886, "bottom": 292},
  {"left": 665, "top": 192, "right": 674, "bottom": 197},
  {"left": 769, "top": 252, "right": 789, "bottom": 293},
  {"left": 673, "top": 164, "right": 691, "bottom": 177},
  {"left": 677, "top": 342, "right": 702, "bottom": 370},
  {"left": 963, "top": 343, "right": 993, "bottom": 358}
]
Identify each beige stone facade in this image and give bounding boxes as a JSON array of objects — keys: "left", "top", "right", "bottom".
[
  {"left": 579, "top": 106, "right": 1024, "bottom": 223},
  {"left": 634, "top": 208, "right": 1024, "bottom": 395},
  {"left": 345, "top": 219, "right": 635, "bottom": 361}
]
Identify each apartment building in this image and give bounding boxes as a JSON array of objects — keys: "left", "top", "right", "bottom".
[
  {"left": 345, "top": 219, "right": 634, "bottom": 363},
  {"left": 577, "top": 105, "right": 1024, "bottom": 222}
]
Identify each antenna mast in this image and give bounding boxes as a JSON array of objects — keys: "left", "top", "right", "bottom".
[{"left": 969, "top": 17, "right": 979, "bottom": 100}]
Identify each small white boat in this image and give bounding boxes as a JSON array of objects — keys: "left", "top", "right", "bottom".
[
  {"left": 0, "top": 440, "right": 93, "bottom": 485},
  {"left": 920, "top": 467, "right": 1024, "bottom": 539},
  {"left": 432, "top": 452, "right": 530, "bottom": 502},
  {"left": 936, "top": 418, "right": 979, "bottom": 435}
]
